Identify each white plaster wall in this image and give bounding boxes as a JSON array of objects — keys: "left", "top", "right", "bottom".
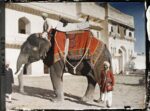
[
  {"left": 6, "top": 8, "right": 44, "bottom": 45},
  {"left": 6, "top": 48, "right": 44, "bottom": 76},
  {"left": 5, "top": 48, "right": 20, "bottom": 76},
  {"left": 133, "top": 55, "right": 146, "bottom": 70},
  {"left": 20, "top": 3, "right": 78, "bottom": 19},
  {"left": 21, "top": 3, "right": 105, "bottom": 20},
  {"left": 81, "top": 3, "right": 105, "bottom": 20},
  {"left": 108, "top": 4, "right": 134, "bottom": 28},
  {"left": 6, "top": 9, "right": 44, "bottom": 34},
  {"left": 31, "top": 60, "right": 44, "bottom": 76},
  {"left": 111, "top": 58, "right": 119, "bottom": 74},
  {"left": 90, "top": 29, "right": 102, "bottom": 41},
  {"left": 109, "top": 37, "right": 134, "bottom": 53},
  {"left": 109, "top": 37, "right": 135, "bottom": 74}
]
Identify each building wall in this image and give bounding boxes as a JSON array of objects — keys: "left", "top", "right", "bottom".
[
  {"left": 80, "top": 3, "right": 105, "bottom": 20},
  {"left": 108, "top": 22, "right": 135, "bottom": 74},
  {"left": 20, "top": 3, "right": 78, "bottom": 19},
  {"left": 6, "top": 8, "right": 44, "bottom": 45},
  {"left": 108, "top": 4, "right": 134, "bottom": 28},
  {"left": 106, "top": 3, "right": 136, "bottom": 74},
  {"left": 109, "top": 37, "right": 135, "bottom": 74}
]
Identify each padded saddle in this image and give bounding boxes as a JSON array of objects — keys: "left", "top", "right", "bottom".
[{"left": 56, "top": 21, "right": 90, "bottom": 32}]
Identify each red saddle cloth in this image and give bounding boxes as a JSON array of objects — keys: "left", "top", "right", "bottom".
[{"left": 52, "top": 30, "right": 104, "bottom": 66}]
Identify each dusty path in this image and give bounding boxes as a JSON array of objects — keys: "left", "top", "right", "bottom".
[{"left": 6, "top": 74, "right": 146, "bottom": 110}]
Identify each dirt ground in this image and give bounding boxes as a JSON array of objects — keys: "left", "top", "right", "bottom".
[{"left": 6, "top": 74, "right": 146, "bottom": 110}]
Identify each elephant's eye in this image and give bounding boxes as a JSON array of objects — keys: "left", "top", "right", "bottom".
[{"left": 32, "top": 47, "right": 38, "bottom": 51}]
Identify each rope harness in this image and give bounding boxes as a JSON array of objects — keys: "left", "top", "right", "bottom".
[{"left": 54, "top": 31, "right": 92, "bottom": 74}]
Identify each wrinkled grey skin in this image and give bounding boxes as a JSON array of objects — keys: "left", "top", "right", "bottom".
[
  {"left": 16, "top": 32, "right": 112, "bottom": 102},
  {"left": 16, "top": 33, "right": 50, "bottom": 93}
]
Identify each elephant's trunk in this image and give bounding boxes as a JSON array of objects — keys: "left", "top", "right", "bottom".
[{"left": 15, "top": 53, "right": 29, "bottom": 75}]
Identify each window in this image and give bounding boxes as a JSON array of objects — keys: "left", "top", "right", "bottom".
[
  {"left": 111, "top": 26, "right": 113, "bottom": 32},
  {"left": 124, "top": 29, "right": 126, "bottom": 35},
  {"left": 18, "top": 17, "right": 30, "bottom": 34},
  {"left": 129, "top": 32, "right": 132, "bottom": 37},
  {"left": 118, "top": 26, "right": 120, "bottom": 33}
]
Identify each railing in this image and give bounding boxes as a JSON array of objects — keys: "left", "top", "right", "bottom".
[
  {"left": 109, "top": 32, "right": 120, "bottom": 38},
  {"left": 109, "top": 32, "right": 136, "bottom": 41},
  {"left": 125, "top": 36, "right": 136, "bottom": 41}
]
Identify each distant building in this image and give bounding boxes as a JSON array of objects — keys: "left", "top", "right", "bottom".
[
  {"left": 106, "top": 4, "right": 136, "bottom": 74},
  {"left": 5, "top": 3, "right": 137, "bottom": 75}
]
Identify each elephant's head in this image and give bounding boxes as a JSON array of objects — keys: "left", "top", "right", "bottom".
[{"left": 15, "top": 33, "right": 51, "bottom": 74}]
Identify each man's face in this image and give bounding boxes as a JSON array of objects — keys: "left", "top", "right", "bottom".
[
  {"left": 5, "top": 64, "right": 9, "bottom": 68},
  {"left": 42, "top": 16, "right": 46, "bottom": 20},
  {"left": 104, "top": 64, "right": 108, "bottom": 70}
]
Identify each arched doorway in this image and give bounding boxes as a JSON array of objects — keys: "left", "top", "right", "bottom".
[
  {"left": 118, "top": 46, "right": 127, "bottom": 74},
  {"left": 118, "top": 49, "right": 123, "bottom": 74}
]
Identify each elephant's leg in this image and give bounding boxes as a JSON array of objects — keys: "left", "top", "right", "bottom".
[
  {"left": 50, "top": 61, "right": 64, "bottom": 102},
  {"left": 18, "top": 70, "right": 24, "bottom": 93},
  {"left": 18, "top": 64, "right": 29, "bottom": 93},
  {"left": 81, "top": 74, "right": 96, "bottom": 102}
]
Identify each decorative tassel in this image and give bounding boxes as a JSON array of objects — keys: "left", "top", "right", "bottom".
[
  {"left": 65, "top": 66, "right": 68, "bottom": 72},
  {"left": 64, "top": 38, "right": 69, "bottom": 63},
  {"left": 73, "top": 67, "right": 76, "bottom": 74}
]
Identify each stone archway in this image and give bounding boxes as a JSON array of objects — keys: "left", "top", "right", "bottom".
[{"left": 118, "top": 46, "right": 127, "bottom": 74}]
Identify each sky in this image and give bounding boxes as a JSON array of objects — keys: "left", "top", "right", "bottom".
[{"left": 109, "top": 2, "right": 145, "bottom": 54}]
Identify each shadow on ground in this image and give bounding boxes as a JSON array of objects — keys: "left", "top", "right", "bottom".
[
  {"left": 13, "top": 85, "right": 102, "bottom": 108},
  {"left": 116, "top": 82, "right": 145, "bottom": 86}
]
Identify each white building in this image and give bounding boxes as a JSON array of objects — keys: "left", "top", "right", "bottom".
[
  {"left": 107, "top": 4, "right": 136, "bottom": 74},
  {"left": 5, "top": 3, "right": 138, "bottom": 75}
]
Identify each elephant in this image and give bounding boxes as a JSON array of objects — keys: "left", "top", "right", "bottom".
[{"left": 15, "top": 29, "right": 112, "bottom": 102}]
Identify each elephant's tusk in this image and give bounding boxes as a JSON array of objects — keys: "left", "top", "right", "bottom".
[
  {"left": 15, "top": 64, "right": 25, "bottom": 76},
  {"left": 45, "top": 51, "right": 47, "bottom": 57}
]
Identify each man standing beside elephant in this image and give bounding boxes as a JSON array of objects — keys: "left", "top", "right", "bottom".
[
  {"left": 5, "top": 60, "right": 14, "bottom": 103},
  {"left": 98, "top": 61, "right": 115, "bottom": 108}
]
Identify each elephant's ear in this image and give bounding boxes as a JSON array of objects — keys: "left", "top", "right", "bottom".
[
  {"left": 38, "top": 38, "right": 51, "bottom": 59},
  {"left": 27, "top": 33, "right": 50, "bottom": 58},
  {"left": 27, "top": 33, "right": 41, "bottom": 47}
]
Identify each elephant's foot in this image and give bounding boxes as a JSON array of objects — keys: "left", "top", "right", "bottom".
[
  {"left": 19, "top": 89, "right": 24, "bottom": 93},
  {"left": 81, "top": 96, "right": 93, "bottom": 102},
  {"left": 50, "top": 96, "right": 64, "bottom": 102},
  {"left": 19, "top": 88, "right": 26, "bottom": 94},
  {"left": 19, "top": 90, "right": 26, "bottom": 95}
]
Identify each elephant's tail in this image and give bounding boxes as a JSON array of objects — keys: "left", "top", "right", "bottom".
[{"left": 104, "top": 44, "right": 113, "bottom": 72}]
